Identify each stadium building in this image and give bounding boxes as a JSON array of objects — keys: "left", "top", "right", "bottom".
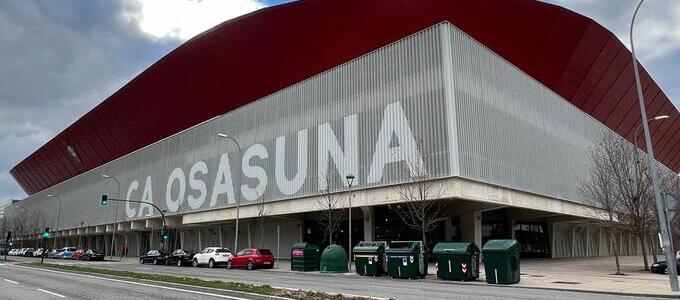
[{"left": 6, "top": 0, "right": 680, "bottom": 259}]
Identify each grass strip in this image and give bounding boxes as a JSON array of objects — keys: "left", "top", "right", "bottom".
[{"left": 24, "top": 262, "right": 379, "bottom": 300}]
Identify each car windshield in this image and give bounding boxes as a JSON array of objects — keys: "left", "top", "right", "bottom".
[
  {"left": 67, "top": 248, "right": 77, "bottom": 251},
  {"left": 258, "top": 249, "right": 273, "bottom": 256},
  {"left": 215, "top": 248, "right": 231, "bottom": 253}
]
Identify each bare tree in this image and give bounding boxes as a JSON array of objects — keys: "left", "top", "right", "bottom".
[
  {"left": 391, "top": 146, "right": 447, "bottom": 247},
  {"left": 579, "top": 132, "right": 625, "bottom": 275},
  {"left": 255, "top": 192, "right": 272, "bottom": 247},
  {"left": 316, "top": 171, "right": 346, "bottom": 245}
]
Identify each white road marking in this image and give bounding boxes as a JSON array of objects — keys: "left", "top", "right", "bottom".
[
  {"left": 0, "top": 263, "right": 6, "bottom": 266},
  {"left": 12, "top": 265, "right": 265, "bottom": 300},
  {"left": 3, "top": 279, "right": 19, "bottom": 284},
  {"left": 37, "top": 288, "right": 66, "bottom": 298}
]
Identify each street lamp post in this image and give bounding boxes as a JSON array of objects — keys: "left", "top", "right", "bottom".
[
  {"left": 630, "top": 0, "right": 679, "bottom": 291},
  {"left": 46, "top": 195, "right": 62, "bottom": 250},
  {"left": 217, "top": 133, "right": 242, "bottom": 252},
  {"left": 345, "top": 174, "right": 355, "bottom": 273},
  {"left": 102, "top": 174, "right": 121, "bottom": 260},
  {"left": 634, "top": 115, "right": 669, "bottom": 151}
]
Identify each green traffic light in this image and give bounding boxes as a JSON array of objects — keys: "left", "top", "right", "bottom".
[
  {"left": 162, "top": 233, "right": 169, "bottom": 241},
  {"left": 101, "top": 194, "right": 108, "bottom": 206},
  {"left": 42, "top": 232, "right": 50, "bottom": 238}
]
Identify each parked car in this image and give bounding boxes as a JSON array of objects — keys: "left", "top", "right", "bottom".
[
  {"left": 139, "top": 249, "right": 171, "bottom": 265},
  {"left": 0, "top": 247, "right": 8, "bottom": 255},
  {"left": 47, "top": 249, "right": 60, "bottom": 259},
  {"left": 165, "top": 249, "right": 195, "bottom": 266},
  {"left": 23, "top": 248, "right": 35, "bottom": 257},
  {"left": 15, "top": 248, "right": 27, "bottom": 256},
  {"left": 651, "top": 259, "right": 680, "bottom": 274},
  {"left": 192, "top": 247, "right": 232, "bottom": 268},
  {"left": 32, "top": 248, "right": 46, "bottom": 257},
  {"left": 72, "top": 249, "right": 85, "bottom": 260},
  {"left": 7, "top": 249, "right": 18, "bottom": 256},
  {"left": 82, "top": 249, "right": 105, "bottom": 261},
  {"left": 227, "top": 248, "right": 275, "bottom": 270},
  {"left": 57, "top": 247, "right": 78, "bottom": 259}
]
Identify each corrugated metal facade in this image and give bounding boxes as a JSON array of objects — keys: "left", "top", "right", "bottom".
[{"left": 10, "top": 23, "right": 670, "bottom": 230}]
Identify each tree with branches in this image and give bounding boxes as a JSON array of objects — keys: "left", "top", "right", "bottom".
[
  {"left": 316, "top": 171, "right": 346, "bottom": 245},
  {"left": 391, "top": 144, "right": 447, "bottom": 248},
  {"left": 579, "top": 132, "right": 625, "bottom": 275},
  {"left": 255, "top": 192, "right": 272, "bottom": 247}
]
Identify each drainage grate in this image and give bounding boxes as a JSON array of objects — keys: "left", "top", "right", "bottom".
[{"left": 551, "top": 281, "right": 582, "bottom": 285}]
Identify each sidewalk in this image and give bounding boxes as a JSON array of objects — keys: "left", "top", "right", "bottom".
[{"left": 51, "top": 255, "right": 680, "bottom": 297}]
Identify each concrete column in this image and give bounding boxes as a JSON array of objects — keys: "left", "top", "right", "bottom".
[
  {"left": 247, "top": 222, "right": 252, "bottom": 248},
  {"left": 586, "top": 226, "right": 590, "bottom": 257},
  {"left": 136, "top": 232, "right": 141, "bottom": 256},
  {"left": 444, "top": 217, "right": 453, "bottom": 242},
  {"left": 361, "top": 206, "right": 375, "bottom": 241},
  {"left": 571, "top": 225, "right": 576, "bottom": 258},
  {"left": 180, "top": 229, "right": 185, "bottom": 249},
  {"left": 461, "top": 211, "right": 482, "bottom": 247},
  {"left": 198, "top": 228, "right": 202, "bottom": 250},
  {"left": 218, "top": 226, "right": 223, "bottom": 247}
]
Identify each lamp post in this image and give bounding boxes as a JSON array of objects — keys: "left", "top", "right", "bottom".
[
  {"left": 634, "top": 115, "right": 669, "bottom": 151},
  {"left": 217, "top": 133, "right": 242, "bottom": 252},
  {"left": 102, "top": 174, "right": 121, "bottom": 260},
  {"left": 630, "top": 0, "right": 679, "bottom": 291},
  {"left": 345, "top": 174, "right": 355, "bottom": 272},
  {"left": 46, "top": 194, "right": 62, "bottom": 249}
]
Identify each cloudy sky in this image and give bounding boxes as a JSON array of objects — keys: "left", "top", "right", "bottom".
[{"left": 0, "top": 0, "right": 679, "bottom": 206}]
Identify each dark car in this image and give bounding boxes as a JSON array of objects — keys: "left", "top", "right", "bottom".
[
  {"left": 651, "top": 259, "right": 680, "bottom": 274},
  {"left": 82, "top": 249, "right": 105, "bottom": 261},
  {"left": 139, "top": 249, "right": 171, "bottom": 265},
  {"left": 165, "top": 249, "right": 195, "bottom": 266}
]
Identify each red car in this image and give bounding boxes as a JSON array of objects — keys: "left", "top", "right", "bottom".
[
  {"left": 72, "top": 249, "right": 85, "bottom": 260},
  {"left": 227, "top": 248, "right": 275, "bottom": 270}
]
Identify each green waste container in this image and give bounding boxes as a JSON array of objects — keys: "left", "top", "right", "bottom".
[
  {"left": 385, "top": 241, "right": 427, "bottom": 279},
  {"left": 353, "top": 241, "right": 387, "bottom": 276},
  {"left": 433, "top": 242, "right": 480, "bottom": 281},
  {"left": 321, "top": 244, "right": 348, "bottom": 273},
  {"left": 482, "top": 239, "right": 520, "bottom": 284},
  {"left": 291, "top": 242, "right": 321, "bottom": 271}
]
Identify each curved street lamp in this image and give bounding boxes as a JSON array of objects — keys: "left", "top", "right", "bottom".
[
  {"left": 345, "top": 174, "right": 355, "bottom": 272},
  {"left": 217, "top": 133, "right": 242, "bottom": 253},
  {"left": 46, "top": 194, "right": 62, "bottom": 249},
  {"left": 630, "top": 0, "right": 678, "bottom": 291}
]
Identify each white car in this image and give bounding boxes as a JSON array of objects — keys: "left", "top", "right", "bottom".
[
  {"left": 7, "top": 249, "right": 18, "bottom": 256},
  {"left": 16, "top": 248, "right": 28, "bottom": 256},
  {"left": 33, "top": 248, "right": 45, "bottom": 257},
  {"left": 192, "top": 247, "right": 232, "bottom": 268}
]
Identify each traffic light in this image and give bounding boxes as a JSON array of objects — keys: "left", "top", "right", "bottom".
[
  {"left": 161, "top": 231, "right": 169, "bottom": 241},
  {"left": 101, "top": 194, "right": 108, "bottom": 206},
  {"left": 42, "top": 227, "right": 50, "bottom": 239},
  {"left": 4, "top": 231, "right": 10, "bottom": 243}
]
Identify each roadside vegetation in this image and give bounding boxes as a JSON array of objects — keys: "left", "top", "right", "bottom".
[{"left": 25, "top": 262, "right": 381, "bottom": 300}]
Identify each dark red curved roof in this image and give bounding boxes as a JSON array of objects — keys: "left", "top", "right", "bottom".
[{"left": 12, "top": 0, "right": 680, "bottom": 194}]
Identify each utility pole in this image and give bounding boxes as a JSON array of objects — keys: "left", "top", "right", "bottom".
[{"left": 630, "top": 0, "right": 678, "bottom": 291}]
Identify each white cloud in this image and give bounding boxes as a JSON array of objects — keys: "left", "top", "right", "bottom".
[{"left": 127, "top": 0, "right": 266, "bottom": 40}]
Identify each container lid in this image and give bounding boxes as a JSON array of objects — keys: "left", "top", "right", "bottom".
[
  {"left": 353, "top": 241, "right": 387, "bottom": 252},
  {"left": 432, "top": 242, "right": 479, "bottom": 254},
  {"left": 481, "top": 239, "right": 518, "bottom": 252},
  {"left": 385, "top": 241, "right": 421, "bottom": 252}
]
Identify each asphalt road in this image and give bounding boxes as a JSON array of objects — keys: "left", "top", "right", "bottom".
[
  {"left": 3, "top": 256, "right": 668, "bottom": 300},
  {"left": 0, "top": 262, "right": 281, "bottom": 300}
]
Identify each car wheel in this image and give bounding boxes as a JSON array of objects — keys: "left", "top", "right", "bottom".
[
  {"left": 192, "top": 259, "right": 199, "bottom": 268},
  {"left": 140, "top": 258, "right": 144, "bottom": 264},
  {"left": 177, "top": 259, "right": 183, "bottom": 267},
  {"left": 153, "top": 259, "right": 158, "bottom": 265},
  {"left": 247, "top": 261, "right": 254, "bottom": 270},
  {"left": 165, "top": 259, "right": 169, "bottom": 266},
  {"left": 227, "top": 261, "right": 232, "bottom": 269},
  {"left": 208, "top": 259, "right": 215, "bottom": 268}
]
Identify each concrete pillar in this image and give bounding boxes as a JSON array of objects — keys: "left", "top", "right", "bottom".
[
  {"left": 247, "top": 222, "right": 252, "bottom": 248},
  {"left": 198, "top": 228, "right": 202, "bottom": 250},
  {"left": 586, "top": 226, "right": 590, "bottom": 257},
  {"left": 444, "top": 218, "right": 453, "bottom": 242},
  {"left": 361, "top": 207, "right": 375, "bottom": 241},
  {"left": 218, "top": 226, "right": 223, "bottom": 247},
  {"left": 571, "top": 225, "right": 576, "bottom": 258},
  {"left": 180, "top": 229, "right": 185, "bottom": 249},
  {"left": 461, "top": 211, "right": 482, "bottom": 247}
]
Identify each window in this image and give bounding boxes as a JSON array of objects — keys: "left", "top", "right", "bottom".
[
  {"left": 216, "top": 248, "right": 231, "bottom": 253},
  {"left": 258, "top": 249, "right": 273, "bottom": 256}
]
